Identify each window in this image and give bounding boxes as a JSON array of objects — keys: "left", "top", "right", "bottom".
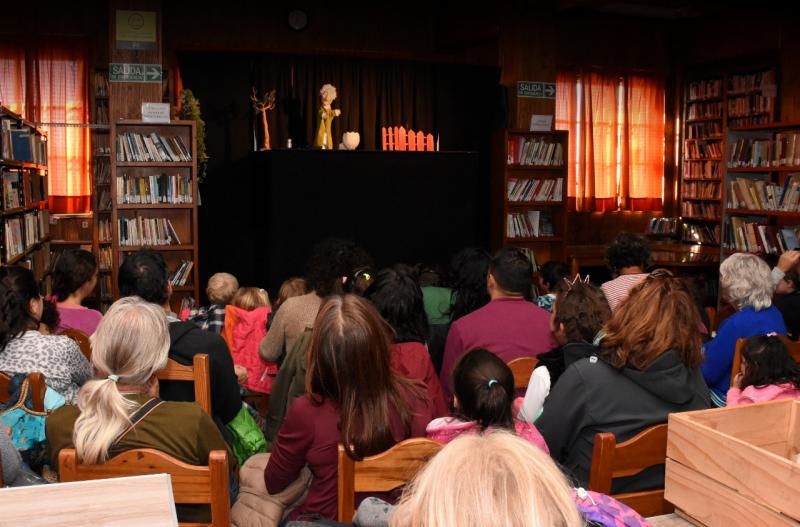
[{"left": 556, "top": 71, "right": 665, "bottom": 212}]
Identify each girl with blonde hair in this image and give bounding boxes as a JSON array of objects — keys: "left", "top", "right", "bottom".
[{"left": 390, "top": 431, "right": 582, "bottom": 527}]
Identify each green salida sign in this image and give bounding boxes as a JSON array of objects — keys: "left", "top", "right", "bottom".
[
  {"left": 109, "top": 63, "right": 163, "bottom": 83},
  {"left": 517, "top": 81, "right": 556, "bottom": 99}
]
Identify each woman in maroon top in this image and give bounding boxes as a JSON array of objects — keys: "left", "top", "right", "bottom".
[
  {"left": 265, "top": 294, "right": 433, "bottom": 521},
  {"left": 365, "top": 265, "right": 448, "bottom": 417}
]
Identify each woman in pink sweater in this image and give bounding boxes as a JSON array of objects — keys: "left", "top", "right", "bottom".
[
  {"left": 427, "top": 348, "right": 548, "bottom": 453},
  {"left": 727, "top": 334, "right": 800, "bottom": 406}
]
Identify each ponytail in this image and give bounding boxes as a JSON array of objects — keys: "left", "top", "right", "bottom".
[
  {"left": 73, "top": 378, "right": 137, "bottom": 463},
  {"left": 452, "top": 349, "right": 516, "bottom": 432},
  {"left": 472, "top": 378, "right": 514, "bottom": 431}
]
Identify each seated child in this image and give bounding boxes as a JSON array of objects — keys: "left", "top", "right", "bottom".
[
  {"left": 268, "top": 277, "right": 308, "bottom": 330},
  {"left": 426, "top": 348, "right": 548, "bottom": 452},
  {"left": 517, "top": 278, "right": 611, "bottom": 423},
  {"left": 534, "top": 261, "right": 570, "bottom": 312},
  {"left": 727, "top": 333, "right": 800, "bottom": 406},
  {"left": 189, "top": 272, "right": 239, "bottom": 334},
  {"left": 224, "top": 287, "right": 275, "bottom": 394}
]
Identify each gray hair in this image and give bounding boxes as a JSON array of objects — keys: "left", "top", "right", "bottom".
[{"left": 720, "top": 253, "right": 773, "bottom": 311}]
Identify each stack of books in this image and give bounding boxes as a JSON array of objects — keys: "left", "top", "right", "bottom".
[{"left": 116, "top": 132, "right": 192, "bottom": 163}]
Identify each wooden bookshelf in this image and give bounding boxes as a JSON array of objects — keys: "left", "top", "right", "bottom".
[
  {"left": 492, "top": 129, "right": 568, "bottom": 267},
  {"left": 0, "top": 105, "right": 51, "bottom": 283},
  {"left": 720, "top": 122, "right": 800, "bottom": 259},
  {"left": 110, "top": 120, "right": 199, "bottom": 313},
  {"left": 680, "top": 65, "right": 778, "bottom": 248}
]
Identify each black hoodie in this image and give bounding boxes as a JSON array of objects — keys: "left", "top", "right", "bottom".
[
  {"left": 537, "top": 350, "right": 711, "bottom": 492},
  {"left": 163, "top": 322, "right": 242, "bottom": 435}
]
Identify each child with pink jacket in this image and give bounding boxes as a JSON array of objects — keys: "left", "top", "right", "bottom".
[{"left": 727, "top": 333, "right": 800, "bottom": 406}]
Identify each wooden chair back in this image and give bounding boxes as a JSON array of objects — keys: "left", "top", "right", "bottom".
[
  {"left": 0, "top": 371, "right": 46, "bottom": 413},
  {"left": 507, "top": 357, "right": 539, "bottom": 390},
  {"left": 58, "top": 448, "right": 230, "bottom": 527},
  {"left": 704, "top": 307, "right": 716, "bottom": 333},
  {"left": 337, "top": 438, "right": 442, "bottom": 522},
  {"left": 730, "top": 335, "right": 800, "bottom": 387},
  {"left": 60, "top": 328, "right": 92, "bottom": 360},
  {"left": 155, "top": 354, "right": 212, "bottom": 415},
  {"left": 588, "top": 423, "right": 673, "bottom": 517}
]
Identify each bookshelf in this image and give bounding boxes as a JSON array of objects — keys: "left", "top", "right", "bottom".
[
  {"left": 721, "top": 121, "right": 800, "bottom": 259},
  {"left": 0, "top": 105, "right": 51, "bottom": 281},
  {"left": 492, "top": 129, "right": 568, "bottom": 268},
  {"left": 91, "top": 68, "right": 112, "bottom": 311},
  {"left": 109, "top": 120, "right": 199, "bottom": 313},
  {"left": 680, "top": 66, "right": 778, "bottom": 248}
]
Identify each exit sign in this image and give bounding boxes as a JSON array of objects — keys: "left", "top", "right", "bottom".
[
  {"left": 109, "top": 63, "right": 162, "bottom": 83},
  {"left": 517, "top": 81, "right": 556, "bottom": 99}
]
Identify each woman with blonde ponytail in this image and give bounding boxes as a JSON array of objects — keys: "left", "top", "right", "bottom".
[{"left": 47, "top": 296, "right": 232, "bottom": 517}]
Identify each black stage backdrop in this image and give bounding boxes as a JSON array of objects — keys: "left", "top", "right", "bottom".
[{"left": 177, "top": 52, "right": 502, "bottom": 297}]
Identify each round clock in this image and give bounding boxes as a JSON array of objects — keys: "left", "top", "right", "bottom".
[{"left": 288, "top": 9, "right": 308, "bottom": 31}]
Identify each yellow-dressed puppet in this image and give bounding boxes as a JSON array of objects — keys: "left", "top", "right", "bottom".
[{"left": 314, "top": 84, "right": 341, "bottom": 149}]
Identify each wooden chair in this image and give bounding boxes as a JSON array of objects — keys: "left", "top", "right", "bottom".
[
  {"left": 588, "top": 423, "right": 673, "bottom": 517},
  {"left": 507, "top": 357, "right": 538, "bottom": 390},
  {"left": 0, "top": 371, "right": 46, "bottom": 412},
  {"left": 337, "top": 438, "right": 442, "bottom": 522},
  {"left": 58, "top": 448, "right": 230, "bottom": 527},
  {"left": 60, "top": 328, "right": 92, "bottom": 361},
  {"left": 156, "top": 354, "right": 212, "bottom": 415},
  {"left": 730, "top": 335, "right": 800, "bottom": 387}
]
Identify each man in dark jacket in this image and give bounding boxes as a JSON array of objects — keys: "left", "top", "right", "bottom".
[{"left": 118, "top": 250, "right": 242, "bottom": 440}]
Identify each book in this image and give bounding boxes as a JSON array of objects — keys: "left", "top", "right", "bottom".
[
  {"left": 169, "top": 260, "right": 194, "bottom": 287},
  {"left": 506, "top": 210, "right": 554, "bottom": 239},
  {"left": 117, "top": 217, "right": 182, "bottom": 246},
  {"left": 2, "top": 170, "right": 23, "bottom": 209},
  {"left": 115, "top": 132, "right": 192, "bottom": 163}
]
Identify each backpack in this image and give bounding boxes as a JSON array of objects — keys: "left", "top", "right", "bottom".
[
  {"left": 572, "top": 488, "right": 652, "bottom": 527},
  {"left": 0, "top": 373, "right": 65, "bottom": 468}
]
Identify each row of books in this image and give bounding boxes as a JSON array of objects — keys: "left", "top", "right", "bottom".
[
  {"left": 506, "top": 178, "right": 563, "bottom": 202},
  {"left": 3, "top": 211, "right": 47, "bottom": 260},
  {"left": 686, "top": 121, "right": 722, "bottom": 139},
  {"left": 94, "top": 134, "right": 111, "bottom": 155},
  {"left": 727, "top": 175, "right": 800, "bottom": 212},
  {"left": 772, "top": 132, "right": 800, "bottom": 167},
  {"left": 94, "top": 102, "right": 109, "bottom": 126},
  {"left": 727, "top": 94, "right": 773, "bottom": 118},
  {"left": 684, "top": 181, "right": 720, "bottom": 199},
  {"left": 93, "top": 71, "right": 109, "bottom": 97},
  {"left": 728, "top": 71, "right": 776, "bottom": 95},
  {"left": 683, "top": 224, "right": 720, "bottom": 245},
  {"left": 724, "top": 218, "right": 799, "bottom": 255},
  {"left": 728, "top": 115, "right": 771, "bottom": 128},
  {"left": 727, "top": 138, "right": 771, "bottom": 168},
  {"left": 116, "top": 173, "right": 193, "bottom": 204},
  {"left": 682, "top": 202, "right": 720, "bottom": 219},
  {"left": 647, "top": 217, "right": 680, "bottom": 236},
  {"left": 506, "top": 137, "right": 564, "bottom": 167},
  {"left": 98, "top": 218, "right": 112, "bottom": 243},
  {"left": 683, "top": 160, "right": 721, "bottom": 180},
  {"left": 687, "top": 79, "right": 721, "bottom": 101},
  {"left": 99, "top": 274, "right": 112, "bottom": 299},
  {"left": 116, "top": 132, "right": 192, "bottom": 163},
  {"left": 506, "top": 211, "right": 554, "bottom": 238},
  {"left": 685, "top": 141, "right": 722, "bottom": 159},
  {"left": 687, "top": 102, "right": 722, "bottom": 120},
  {"left": 1, "top": 118, "right": 47, "bottom": 164},
  {"left": 2, "top": 170, "right": 24, "bottom": 209},
  {"left": 94, "top": 157, "right": 110, "bottom": 185},
  {"left": 170, "top": 260, "right": 194, "bottom": 287},
  {"left": 118, "top": 217, "right": 183, "bottom": 246},
  {"left": 98, "top": 246, "right": 112, "bottom": 271}
]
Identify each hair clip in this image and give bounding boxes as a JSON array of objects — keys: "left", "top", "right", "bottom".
[
  {"left": 487, "top": 379, "right": 498, "bottom": 388},
  {"left": 563, "top": 274, "right": 590, "bottom": 290},
  {"left": 341, "top": 276, "right": 348, "bottom": 284},
  {"left": 107, "top": 374, "right": 119, "bottom": 383},
  {"left": 767, "top": 332, "right": 778, "bottom": 337}
]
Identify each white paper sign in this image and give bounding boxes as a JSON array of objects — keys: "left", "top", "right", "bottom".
[
  {"left": 141, "top": 102, "right": 170, "bottom": 123},
  {"left": 530, "top": 114, "right": 553, "bottom": 132}
]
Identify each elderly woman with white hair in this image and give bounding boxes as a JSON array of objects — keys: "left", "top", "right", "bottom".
[{"left": 703, "top": 253, "right": 787, "bottom": 407}]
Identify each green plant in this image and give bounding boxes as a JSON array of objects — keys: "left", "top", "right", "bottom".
[{"left": 179, "top": 89, "right": 209, "bottom": 183}]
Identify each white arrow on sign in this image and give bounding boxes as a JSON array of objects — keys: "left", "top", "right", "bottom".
[
  {"left": 544, "top": 85, "right": 555, "bottom": 97},
  {"left": 145, "top": 65, "right": 161, "bottom": 81}
]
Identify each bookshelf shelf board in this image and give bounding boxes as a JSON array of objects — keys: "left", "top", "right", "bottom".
[
  {"left": 685, "top": 136, "right": 723, "bottom": 141},
  {"left": 2, "top": 205, "right": 41, "bottom": 217},
  {"left": 504, "top": 236, "right": 564, "bottom": 243},
  {"left": 687, "top": 96, "right": 723, "bottom": 103},
  {"left": 723, "top": 249, "right": 767, "bottom": 256},
  {"left": 119, "top": 245, "right": 195, "bottom": 252},
  {"left": 0, "top": 160, "right": 48, "bottom": 171},
  {"left": 507, "top": 201, "right": 565, "bottom": 207},
  {"left": 683, "top": 197, "right": 722, "bottom": 201},
  {"left": 50, "top": 240, "right": 93, "bottom": 245},
  {"left": 730, "top": 121, "right": 800, "bottom": 132},
  {"left": 729, "top": 112, "right": 772, "bottom": 118},
  {"left": 172, "top": 286, "right": 195, "bottom": 292},
  {"left": 727, "top": 89, "right": 767, "bottom": 96},
  {"left": 686, "top": 118, "right": 723, "bottom": 124},
  {"left": 681, "top": 216, "right": 720, "bottom": 222},
  {"left": 683, "top": 177, "right": 722, "bottom": 181},
  {"left": 685, "top": 157, "right": 722, "bottom": 162},
  {"left": 115, "top": 203, "right": 194, "bottom": 210},
  {"left": 507, "top": 129, "right": 568, "bottom": 136},
  {"left": 506, "top": 164, "right": 564, "bottom": 171},
  {"left": 727, "top": 166, "right": 800, "bottom": 173},
  {"left": 725, "top": 208, "right": 800, "bottom": 217},
  {"left": 116, "top": 162, "right": 194, "bottom": 168}
]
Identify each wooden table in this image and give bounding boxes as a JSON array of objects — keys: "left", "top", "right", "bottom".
[{"left": 648, "top": 513, "right": 695, "bottom": 526}]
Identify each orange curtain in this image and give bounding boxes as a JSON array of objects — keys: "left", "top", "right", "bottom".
[
  {"left": 556, "top": 70, "right": 664, "bottom": 212},
  {"left": 0, "top": 39, "right": 91, "bottom": 213}
]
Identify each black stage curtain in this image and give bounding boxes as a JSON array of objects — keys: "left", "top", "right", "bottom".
[{"left": 177, "top": 52, "right": 501, "bottom": 297}]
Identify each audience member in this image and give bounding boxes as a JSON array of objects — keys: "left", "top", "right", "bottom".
[
  {"left": 259, "top": 238, "right": 372, "bottom": 364},
  {"left": 427, "top": 349, "right": 547, "bottom": 451},
  {"left": 190, "top": 272, "right": 239, "bottom": 334},
  {"left": 265, "top": 295, "right": 433, "bottom": 521},
  {"left": 448, "top": 247, "right": 491, "bottom": 322},
  {"left": 0, "top": 266, "right": 91, "bottom": 403},
  {"left": 228, "top": 287, "right": 274, "bottom": 394},
  {"left": 775, "top": 270, "right": 800, "bottom": 340},
  {"left": 232, "top": 287, "right": 270, "bottom": 310},
  {"left": 439, "top": 248, "right": 555, "bottom": 398},
  {"left": 703, "top": 253, "right": 787, "bottom": 407},
  {"left": 269, "top": 277, "right": 308, "bottom": 329},
  {"left": 389, "top": 432, "right": 583, "bottom": 527},
  {"left": 51, "top": 249, "right": 103, "bottom": 335},
  {"left": 727, "top": 334, "right": 800, "bottom": 406},
  {"left": 0, "top": 428, "right": 43, "bottom": 486},
  {"left": 601, "top": 232, "right": 651, "bottom": 311},
  {"left": 535, "top": 260, "right": 570, "bottom": 312},
  {"left": 46, "top": 296, "right": 231, "bottom": 523},
  {"left": 518, "top": 278, "right": 611, "bottom": 422},
  {"left": 538, "top": 271, "right": 711, "bottom": 491},
  {"left": 118, "top": 250, "right": 241, "bottom": 435},
  {"left": 771, "top": 250, "right": 800, "bottom": 288},
  {"left": 365, "top": 265, "right": 448, "bottom": 417}
]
